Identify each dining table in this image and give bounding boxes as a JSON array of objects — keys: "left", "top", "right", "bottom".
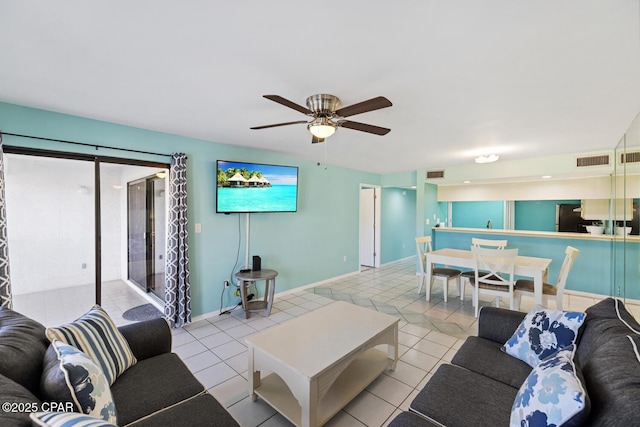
[{"left": 424, "top": 248, "right": 552, "bottom": 305}]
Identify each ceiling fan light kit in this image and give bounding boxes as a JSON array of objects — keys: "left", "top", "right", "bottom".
[
  {"left": 475, "top": 154, "right": 500, "bottom": 164},
  {"left": 251, "top": 93, "right": 392, "bottom": 143},
  {"left": 308, "top": 117, "right": 336, "bottom": 138}
]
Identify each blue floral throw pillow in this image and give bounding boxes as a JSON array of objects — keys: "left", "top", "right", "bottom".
[
  {"left": 510, "top": 346, "right": 590, "bottom": 427},
  {"left": 40, "top": 341, "right": 117, "bottom": 424},
  {"left": 502, "top": 307, "right": 586, "bottom": 367}
]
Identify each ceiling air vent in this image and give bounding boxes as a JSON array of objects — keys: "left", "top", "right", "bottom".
[
  {"left": 426, "top": 170, "right": 445, "bottom": 179},
  {"left": 576, "top": 154, "right": 610, "bottom": 168},
  {"left": 620, "top": 151, "right": 640, "bottom": 164}
]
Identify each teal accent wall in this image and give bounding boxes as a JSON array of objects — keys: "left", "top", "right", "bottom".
[
  {"left": 381, "top": 188, "right": 416, "bottom": 263},
  {"left": 422, "top": 183, "right": 444, "bottom": 232},
  {"left": 0, "top": 102, "right": 400, "bottom": 317},
  {"left": 452, "top": 201, "right": 504, "bottom": 229},
  {"left": 432, "top": 229, "right": 639, "bottom": 299},
  {"left": 515, "top": 200, "right": 580, "bottom": 231}
]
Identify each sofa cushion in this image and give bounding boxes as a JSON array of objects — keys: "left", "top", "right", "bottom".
[
  {"left": 510, "top": 346, "right": 589, "bottom": 427},
  {"left": 452, "top": 336, "right": 532, "bottom": 388},
  {"left": 578, "top": 298, "right": 640, "bottom": 365},
  {"left": 126, "top": 393, "right": 239, "bottom": 427},
  {"left": 584, "top": 298, "right": 640, "bottom": 329},
  {"left": 45, "top": 305, "right": 137, "bottom": 385},
  {"left": 0, "top": 307, "right": 49, "bottom": 394},
  {"left": 410, "top": 364, "right": 517, "bottom": 427},
  {"left": 40, "top": 341, "right": 117, "bottom": 423},
  {"left": 502, "top": 307, "right": 586, "bottom": 367},
  {"left": 110, "top": 352, "right": 205, "bottom": 425},
  {"left": 581, "top": 333, "right": 640, "bottom": 426},
  {"left": 30, "top": 412, "right": 117, "bottom": 427},
  {"left": 0, "top": 374, "right": 42, "bottom": 427},
  {"left": 387, "top": 411, "right": 442, "bottom": 427}
]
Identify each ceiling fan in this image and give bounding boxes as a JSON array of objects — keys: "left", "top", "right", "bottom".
[{"left": 250, "top": 94, "right": 392, "bottom": 143}]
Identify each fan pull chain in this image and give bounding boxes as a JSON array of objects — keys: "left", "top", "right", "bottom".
[{"left": 324, "top": 140, "right": 328, "bottom": 170}]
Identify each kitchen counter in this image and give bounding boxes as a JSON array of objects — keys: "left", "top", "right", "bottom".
[
  {"left": 432, "top": 227, "right": 639, "bottom": 300},
  {"left": 434, "top": 227, "right": 640, "bottom": 242}
]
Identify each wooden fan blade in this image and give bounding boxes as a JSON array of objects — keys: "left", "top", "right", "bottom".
[
  {"left": 250, "top": 120, "right": 308, "bottom": 130},
  {"left": 311, "top": 135, "right": 325, "bottom": 144},
  {"left": 263, "top": 95, "right": 312, "bottom": 115},
  {"left": 334, "top": 96, "right": 392, "bottom": 118},
  {"left": 339, "top": 120, "right": 391, "bottom": 135}
]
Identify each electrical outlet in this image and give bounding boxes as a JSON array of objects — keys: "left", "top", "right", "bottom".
[{"left": 224, "top": 280, "right": 229, "bottom": 288}]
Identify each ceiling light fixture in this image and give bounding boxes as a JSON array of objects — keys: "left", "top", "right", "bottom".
[
  {"left": 542, "top": 175, "right": 552, "bottom": 179},
  {"left": 474, "top": 154, "right": 499, "bottom": 164},
  {"left": 307, "top": 117, "right": 337, "bottom": 139},
  {"left": 155, "top": 171, "right": 167, "bottom": 179},
  {"left": 463, "top": 180, "right": 472, "bottom": 184}
]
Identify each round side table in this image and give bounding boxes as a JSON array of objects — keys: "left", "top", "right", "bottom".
[{"left": 235, "top": 269, "right": 278, "bottom": 319}]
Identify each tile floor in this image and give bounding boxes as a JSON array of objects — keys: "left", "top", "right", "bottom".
[
  {"left": 12, "top": 257, "right": 637, "bottom": 426},
  {"left": 171, "top": 258, "right": 624, "bottom": 427},
  {"left": 12, "top": 279, "right": 159, "bottom": 327}
]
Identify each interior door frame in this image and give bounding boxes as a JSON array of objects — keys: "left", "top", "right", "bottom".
[{"left": 359, "top": 183, "right": 381, "bottom": 270}]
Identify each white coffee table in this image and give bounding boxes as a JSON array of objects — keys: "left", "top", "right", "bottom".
[{"left": 245, "top": 300, "right": 399, "bottom": 427}]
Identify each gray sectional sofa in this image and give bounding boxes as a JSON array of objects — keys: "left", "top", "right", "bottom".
[
  {"left": 389, "top": 298, "right": 640, "bottom": 426},
  {"left": 0, "top": 307, "right": 239, "bottom": 426}
]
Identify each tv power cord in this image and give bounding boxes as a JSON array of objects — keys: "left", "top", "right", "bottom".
[{"left": 237, "top": 294, "right": 254, "bottom": 305}]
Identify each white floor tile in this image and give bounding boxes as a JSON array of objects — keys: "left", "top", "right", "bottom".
[
  {"left": 193, "top": 362, "right": 238, "bottom": 389},
  {"left": 366, "top": 374, "right": 414, "bottom": 406},
  {"left": 182, "top": 350, "right": 222, "bottom": 373},
  {"left": 211, "top": 340, "right": 247, "bottom": 360},
  {"left": 209, "top": 375, "right": 250, "bottom": 408},
  {"left": 227, "top": 396, "right": 277, "bottom": 427},
  {"left": 344, "top": 391, "right": 397, "bottom": 427}
]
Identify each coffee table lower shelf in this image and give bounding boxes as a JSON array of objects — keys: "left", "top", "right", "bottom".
[{"left": 254, "top": 348, "right": 392, "bottom": 427}]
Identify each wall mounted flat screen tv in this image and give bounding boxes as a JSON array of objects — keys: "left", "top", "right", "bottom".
[{"left": 216, "top": 160, "right": 299, "bottom": 213}]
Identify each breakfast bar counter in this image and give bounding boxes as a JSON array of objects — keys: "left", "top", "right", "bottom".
[{"left": 431, "top": 227, "right": 640, "bottom": 300}]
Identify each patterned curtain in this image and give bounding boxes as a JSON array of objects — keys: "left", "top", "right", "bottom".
[
  {"left": 0, "top": 137, "right": 11, "bottom": 309},
  {"left": 164, "top": 153, "right": 191, "bottom": 327}
]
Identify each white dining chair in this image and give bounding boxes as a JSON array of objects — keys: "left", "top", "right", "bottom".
[
  {"left": 416, "top": 236, "right": 462, "bottom": 302},
  {"left": 514, "top": 246, "right": 579, "bottom": 311},
  {"left": 470, "top": 246, "right": 518, "bottom": 317},
  {"left": 460, "top": 238, "right": 508, "bottom": 303}
]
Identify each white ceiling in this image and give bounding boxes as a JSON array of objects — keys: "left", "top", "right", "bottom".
[{"left": 0, "top": 1, "right": 638, "bottom": 175}]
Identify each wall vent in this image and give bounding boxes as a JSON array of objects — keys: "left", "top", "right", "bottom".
[
  {"left": 576, "top": 154, "right": 610, "bottom": 168},
  {"left": 620, "top": 151, "right": 640, "bottom": 164},
  {"left": 426, "top": 170, "right": 445, "bottom": 179}
]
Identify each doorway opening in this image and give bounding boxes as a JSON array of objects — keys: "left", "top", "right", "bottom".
[
  {"left": 359, "top": 184, "right": 381, "bottom": 270},
  {"left": 127, "top": 175, "right": 166, "bottom": 300}
]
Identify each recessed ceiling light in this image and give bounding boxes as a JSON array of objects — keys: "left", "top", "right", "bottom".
[
  {"left": 542, "top": 175, "right": 552, "bottom": 179},
  {"left": 475, "top": 154, "right": 499, "bottom": 164},
  {"left": 112, "top": 185, "right": 123, "bottom": 190},
  {"left": 463, "top": 180, "right": 471, "bottom": 184}
]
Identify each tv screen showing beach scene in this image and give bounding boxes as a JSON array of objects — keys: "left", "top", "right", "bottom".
[{"left": 216, "top": 160, "right": 299, "bottom": 213}]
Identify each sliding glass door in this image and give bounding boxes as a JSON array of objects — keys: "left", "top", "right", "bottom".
[
  {"left": 127, "top": 175, "right": 166, "bottom": 300},
  {"left": 5, "top": 148, "right": 168, "bottom": 325}
]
